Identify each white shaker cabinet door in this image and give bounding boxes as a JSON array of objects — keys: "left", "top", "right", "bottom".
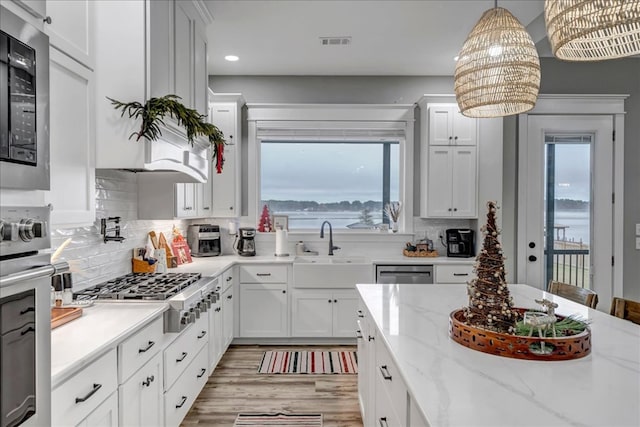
[
  {"left": 45, "top": 47, "right": 95, "bottom": 227},
  {"left": 239, "top": 283, "right": 288, "bottom": 337},
  {"left": 45, "top": 0, "right": 94, "bottom": 69},
  {"left": 332, "top": 290, "right": 359, "bottom": 338},
  {"left": 291, "top": 291, "right": 333, "bottom": 337},
  {"left": 119, "top": 353, "right": 163, "bottom": 427},
  {"left": 78, "top": 392, "right": 118, "bottom": 427},
  {"left": 451, "top": 147, "right": 478, "bottom": 217},
  {"left": 426, "top": 147, "right": 453, "bottom": 217}
]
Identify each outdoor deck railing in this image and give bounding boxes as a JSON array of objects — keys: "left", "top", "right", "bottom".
[{"left": 545, "top": 248, "right": 590, "bottom": 288}]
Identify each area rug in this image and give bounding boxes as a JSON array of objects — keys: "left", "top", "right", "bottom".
[
  {"left": 234, "top": 413, "right": 322, "bottom": 426},
  {"left": 257, "top": 350, "right": 357, "bottom": 374}
]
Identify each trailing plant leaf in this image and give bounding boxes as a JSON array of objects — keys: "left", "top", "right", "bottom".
[
  {"left": 515, "top": 313, "right": 589, "bottom": 337},
  {"left": 108, "top": 95, "right": 226, "bottom": 171}
]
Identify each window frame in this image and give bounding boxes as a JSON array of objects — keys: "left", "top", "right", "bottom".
[{"left": 246, "top": 104, "right": 415, "bottom": 234}]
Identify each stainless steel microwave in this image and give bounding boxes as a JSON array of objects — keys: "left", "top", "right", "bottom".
[{"left": 0, "top": 5, "right": 49, "bottom": 190}]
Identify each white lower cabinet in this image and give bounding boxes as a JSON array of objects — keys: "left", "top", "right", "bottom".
[
  {"left": 435, "top": 264, "right": 475, "bottom": 283},
  {"left": 222, "top": 279, "right": 235, "bottom": 349},
  {"left": 408, "top": 396, "right": 430, "bottom": 427},
  {"left": 240, "top": 283, "right": 288, "bottom": 337},
  {"left": 118, "top": 353, "right": 163, "bottom": 427},
  {"left": 292, "top": 289, "right": 358, "bottom": 337},
  {"left": 52, "top": 348, "right": 118, "bottom": 427},
  {"left": 357, "top": 307, "right": 376, "bottom": 427},
  {"left": 164, "top": 345, "right": 209, "bottom": 427},
  {"left": 209, "top": 290, "right": 224, "bottom": 374},
  {"left": 78, "top": 392, "right": 118, "bottom": 427}
]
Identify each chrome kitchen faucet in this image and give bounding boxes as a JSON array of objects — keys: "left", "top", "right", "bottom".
[{"left": 320, "top": 221, "right": 340, "bottom": 256}]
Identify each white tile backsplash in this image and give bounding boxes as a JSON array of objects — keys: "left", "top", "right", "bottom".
[{"left": 51, "top": 170, "right": 189, "bottom": 291}]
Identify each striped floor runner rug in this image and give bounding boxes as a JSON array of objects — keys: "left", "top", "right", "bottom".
[
  {"left": 234, "top": 413, "right": 322, "bottom": 426},
  {"left": 258, "top": 350, "right": 357, "bottom": 374}
]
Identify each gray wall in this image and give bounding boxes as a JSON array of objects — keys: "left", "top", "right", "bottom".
[{"left": 210, "top": 65, "right": 640, "bottom": 299}]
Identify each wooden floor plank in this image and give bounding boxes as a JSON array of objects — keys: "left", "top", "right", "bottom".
[{"left": 181, "top": 345, "right": 363, "bottom": 427}]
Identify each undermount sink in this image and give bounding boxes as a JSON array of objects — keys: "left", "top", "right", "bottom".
[{"left": 293, "top": 256, "right": 373, "bottom": 288}]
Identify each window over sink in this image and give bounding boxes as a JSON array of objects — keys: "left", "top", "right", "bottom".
[
  {"left": 246, "top": 104, "right": 415, "bottom": 234},
  {"left": 261, "top": 140, "right": 399, "bottom": 230}
]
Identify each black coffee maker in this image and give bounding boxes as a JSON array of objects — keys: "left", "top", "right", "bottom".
[
  {"left": 236, "top": 227, "right": 256, "bottom": 256},
  {"left": 446, "top": 229, "right": 475, "bottom": 257}
]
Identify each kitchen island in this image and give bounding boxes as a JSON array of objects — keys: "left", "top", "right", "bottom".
[{"left": 356, "top": 283, "right": 640, "bottom": 427}]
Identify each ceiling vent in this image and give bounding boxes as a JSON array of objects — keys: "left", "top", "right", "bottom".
[{"left": 320, "top": 36, "right": 352, "bottom": 46}]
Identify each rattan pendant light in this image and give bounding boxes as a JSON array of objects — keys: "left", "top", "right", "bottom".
[
  {"left": 454, "top": 4, "right": 541, "bottom": 118},
  {"left": 545, "top": 0, "right": 640, "bottom": 61}
]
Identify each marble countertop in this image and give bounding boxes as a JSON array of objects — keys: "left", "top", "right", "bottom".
[
  {"left": 357, "top": 283, "right": 640, "bottom": 427},
  {"left": 176, "top": 254, "right": 474, "bottom": 276},
  {"left": 51, "top": 302, "right": 168, "bottom": 388}
]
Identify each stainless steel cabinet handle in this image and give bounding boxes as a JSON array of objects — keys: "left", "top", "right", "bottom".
[
  {"left": 197, "top": 330, "right": 207, "bottom": 339},
  {"left": 379, "top": 417, "right": 389, "bottom": 427},
  {"left": 197, "top": 368, "right": 207, "bottom": 378},
  {"left": 356, "top": 330, "right": 363, "bottom": 339},
  {"left": 175, "top": 396, "right": 188, "bottom": 408},
  {"left": 75, "top": 383, "right": 102, "bottom": 403},
  {"left": 142, "top": 375, "right": 154, "bottom": 387},
  {"left": 379, "top": 365, "right": 392, "bottom": 380},
  {"left": 138, "top": 341, "right": 155, "bottom": 353},
  {"left": 176, "top": 352, "right": 188, "bottom": 362}
]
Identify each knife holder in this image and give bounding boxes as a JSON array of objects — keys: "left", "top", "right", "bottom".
[{"left": 132, "top": 258, "right": 157, "bottom": 273}]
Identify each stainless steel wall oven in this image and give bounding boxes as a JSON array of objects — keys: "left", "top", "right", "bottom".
[
  {"left": 0, "top": 206, "right": 67, "bottom": 427},
  {"left": 0, "top": 5, "right": 49, "bottom": 190}
]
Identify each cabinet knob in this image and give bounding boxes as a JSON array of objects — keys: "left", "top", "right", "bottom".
[
  {"left": 328, "top": 299, "right": 332, "bottom": 303},
  {"left": 528, "top": 255, "right": 537, "bottom": 262},
  {"left": 448, "top": 208, "right": 452, "bottom": 212},
  {"left": 333, "top": 299, "right": 337, "bottom": 303},
  {"left": 229, "top": 206, "right": 233, "bottom": 210},
  {"left": 282, "top": 290, "right": 286, "bottom": 294},
  {"left": 453, "top": 208, "right": 457, "bottom": 212},
  {"left": 448, "top": 136, "right": 453, "bottom": 141},
  {"left": 454, "top": 136, "right": 458, "bottom": 141},
  {"left": 43, "top": 16, "right": 52, "bottom": 24}
]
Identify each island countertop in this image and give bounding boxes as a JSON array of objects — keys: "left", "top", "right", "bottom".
[{"left": 356, "top": 283, "right": 640, "bottom": 427}]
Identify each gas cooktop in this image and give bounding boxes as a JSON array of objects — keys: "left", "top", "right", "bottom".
[{"left": 74, "top": 272, "right": 202, "bottom": 301}]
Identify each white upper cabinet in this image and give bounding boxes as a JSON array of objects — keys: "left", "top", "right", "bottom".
[
  {"left": 428, "top": 104, "right": 477, "bottom": 146},
  {"left": 93, "top": 0, "right": 212, "bottom": 183},
  {"left": 45, "top": 47, "right": 95, "bottom": 227},
  {"left": 45, "top": 0, "right": 94, "bottom": 69},
  {"left": 419, "top": 99, "right": 478, "bottom": 218},
  {"left": 206, "top": 93, "right": 245, "bottom": 218}
]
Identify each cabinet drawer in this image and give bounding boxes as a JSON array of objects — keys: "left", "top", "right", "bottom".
[
  {"left": 375, "top": 339, "right": 407, "bottom": 426},
  {"left": 52, "top": 348, "right": 118, "bottom": 426},
  {"left": 240, "top": 265, "right": 288, "bottom": 283},
  {"left": 435, "top": 264, "right": 475, "bottom": 283},
  {"left": 164, "top": 345, "right": 208, "bottom": 427},
  {"left": 375, "top": 371, "right": 402, "bottom": 427},
  {"left": 118, "top": 316, "right": 164, "bottom": 384},
  {"left": 164, "top": 313, "right": 208, "bottom": 390}
]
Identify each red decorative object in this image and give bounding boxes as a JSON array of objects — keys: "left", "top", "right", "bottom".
[
  {"left": 450, "top": 308, "right": 591, "bottom": 361},
  {"left": 258, "top": 204, "right": 272, "bottom": 232},
  {"left": 171, "top": 240, "right": 192, "bottom": 265},
  {"left": 215, "top": 143, "right": 224, "bottom": 174}
]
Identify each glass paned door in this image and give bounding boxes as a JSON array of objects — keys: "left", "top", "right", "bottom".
[{"left": 544, "top": 136, "right": 592, "bottom": 289}]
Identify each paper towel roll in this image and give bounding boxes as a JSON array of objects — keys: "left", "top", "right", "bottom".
[{"left": 275, "top": 228, "right": 289, "bottom": 256}]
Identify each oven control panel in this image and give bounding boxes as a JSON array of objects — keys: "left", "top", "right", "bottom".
[{"left": 0, "top": 206, "right": 50, "bottom": 257}]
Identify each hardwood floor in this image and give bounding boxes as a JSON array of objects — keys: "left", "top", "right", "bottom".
[{"left": 181, "top": 345, "right": 363, "bottom": 427}]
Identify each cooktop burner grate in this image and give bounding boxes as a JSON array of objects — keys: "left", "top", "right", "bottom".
[{"left": 74, "top": 272, "right": 202, "bottom": 301}]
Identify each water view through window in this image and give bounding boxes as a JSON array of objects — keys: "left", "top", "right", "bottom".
[
  {"left": 261, "top": 141, "right": 399, "bottom": 229},
  {"left": 544, "top": 135, "right": 591, "bottom": 288}
]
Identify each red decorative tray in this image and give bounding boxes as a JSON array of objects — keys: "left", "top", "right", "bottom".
[{"left": 449, "top": 308, "right": 591, "bottom": 361}]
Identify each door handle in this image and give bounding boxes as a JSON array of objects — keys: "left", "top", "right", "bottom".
[
  {"left": 175, "top": 396, "right": 188, "bottom": 409},
  {"left": 138, "top": 341, "right": 155, "bottom": 353},
  {"left": 20, "top": 326, "right": 35, "bottom": 336},
  {"left": 379, "top": 365, "right": 392, "bottom": 380},
  {"left": 19, "top": 307, "right": 35, "bottom": 315},
  {"left": 75, "top": 383, "right": 102, "bottom": 403}
]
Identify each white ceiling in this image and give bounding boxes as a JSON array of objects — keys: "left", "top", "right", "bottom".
[{"left": 205, "top": 0, "right": 546, "bottom": 76}]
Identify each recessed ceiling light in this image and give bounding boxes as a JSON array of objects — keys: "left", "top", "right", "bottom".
[{"left": 225, "top": 55, "right": 239, "bottom": 62}]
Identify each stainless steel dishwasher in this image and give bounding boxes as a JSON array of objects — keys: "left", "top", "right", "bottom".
[{"left": 375, "top": 265, "right": 434, "bottom": 284}]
